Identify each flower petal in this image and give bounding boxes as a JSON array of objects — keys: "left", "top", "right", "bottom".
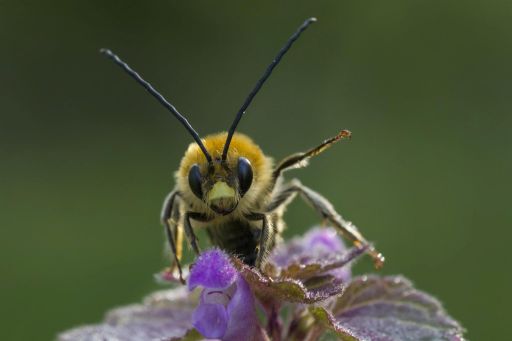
[
  {"left": 201, "top": 288, "right": 233, "bottom": 306},
  {"left": 223, "top": 276, "right": 257, "bottom": 341},
  {"left": 304, "top": 227, "right": 344, "bottom": 253},
  {"left": 271, "top": 227, "right": 347, "bottom": 268},
  {"left": 192, "top": 303, "right": 229, "bottom": 339},
  {"left": 189, "top": 249, "right": 238, "bottom": 290}
]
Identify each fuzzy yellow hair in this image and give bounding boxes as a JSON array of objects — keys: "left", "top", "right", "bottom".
[{"left": 176, "top": 132, "right": 273, "bottom": 217}]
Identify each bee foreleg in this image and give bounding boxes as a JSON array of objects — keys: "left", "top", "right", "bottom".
[
  {"left": 184, "top": 212, "right": 210, "bottom": 255},
  {"left": 272, "top": 130, "right": 351, "bottom": 179},
  {"left": 267, "top": 179, "right": 385, "bottom": 269},
  {"left": 245, "top": 213, "right": 274, "bottom": 269},
  {"left": 161, "top": 190, "right": 184, "bottom": 283}
]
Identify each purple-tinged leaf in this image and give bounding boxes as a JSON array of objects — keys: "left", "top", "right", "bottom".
[
  {"left": 310, "top": 275, "right": 465, "bottom": 341},
  {"left": 58, "top": 287, "right": 197, "bottom": 341},
  {"left": 269, "top": 227, "right": 357, "bottom": 283},
  {"left": 278, "top": 245, "right": 368, "bottom": 282},
  {"left": 233, "top": 258, "right": 344, "bottom": 304},
  {"left": 169, "top": 329, "right": 204, "bottom": 341}
]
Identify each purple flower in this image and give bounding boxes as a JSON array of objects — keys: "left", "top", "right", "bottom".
[
  {"left": 59, "top": 227, "right": 465, "bottom": 341},
  {"left": 188, "top": 249, "right": 257, "bottom": 341}
]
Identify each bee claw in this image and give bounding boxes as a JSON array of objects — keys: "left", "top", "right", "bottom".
[{"left": 368, "top": 248, "right": 385, "bottom": 270}]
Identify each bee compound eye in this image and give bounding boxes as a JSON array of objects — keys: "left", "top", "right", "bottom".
[
  {"left": 237, "top": 157, "right": 253, "bottom": 196},
  {"left": 188, "top": 164, "right": 203, "bottom": 199}
]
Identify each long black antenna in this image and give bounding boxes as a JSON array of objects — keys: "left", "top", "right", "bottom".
[
  {"left": 100, "top": 49, "right": 213, "bottom": 163},
  {"left": 221, "top": 17, "right": 317, "bottom": 160}
]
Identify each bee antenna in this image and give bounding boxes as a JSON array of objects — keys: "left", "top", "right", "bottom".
[
  {"left": 100, "top": 48, "right": 213, "bottom": 164},
  {"left": 221, "top": 17, "right": 317, "bottom": 161}
]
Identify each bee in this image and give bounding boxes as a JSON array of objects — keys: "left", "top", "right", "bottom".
[{"left": 101, "top": 17, "right": 384, "bottom": 283}]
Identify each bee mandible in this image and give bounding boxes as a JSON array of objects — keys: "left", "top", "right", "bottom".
[{"left": 101, "top": 17, "right": 384, "bottom": 283}]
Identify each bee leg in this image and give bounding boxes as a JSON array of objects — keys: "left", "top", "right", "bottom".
[
  {"left": 161, "top": 190, "right": 185, "bottom": 283},
  {"left": 267, "top": 179, "right": 385, "bottom": 269},
  {"left": 245, "top": 213, "right": 274, "bottom": 269},
  {"left": 184, "top": 212, "right": 210, "bottom": 255},
  {"left": 272, "top": 130, "right": 351, "bottom": 180}
]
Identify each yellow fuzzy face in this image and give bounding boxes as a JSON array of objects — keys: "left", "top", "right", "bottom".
[{"left": 176, "top": 132, "right": 273, "bottom": 216}]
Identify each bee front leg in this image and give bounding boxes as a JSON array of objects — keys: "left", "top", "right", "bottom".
[
  {"left": 267, "top": 179, "right": 385, "bottom": 269},
  {"left": 161, "top": 190, "right": 184, "bottom": 283},
  {"left": 183, "top": 212, "right": 210, "bottom": 255},
  {"left": 245, "top": 213, "right": 275, "bottom": 269}
]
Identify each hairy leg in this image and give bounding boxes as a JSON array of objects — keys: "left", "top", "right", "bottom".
[
  {"left": 183, "top": 212, "right": 210, "bottom": 255},
  {"left": 161, "top": 190, "right": 184, "bottom": 283},
  {"left": 245, "top": 212, "right": 275, "bottom": 268},
  {"left": 266, "top": 179, "right": 385, "bottom": 269}
]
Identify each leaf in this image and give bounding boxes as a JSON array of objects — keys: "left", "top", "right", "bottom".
[
  {"left": 58, "top": 287, "right": 198, "bottom": 341},
  {"left": 310, "top": 275, "right": 465, "bottom": 341},
  {"left": 278, "top": 245, "right": 368, "bottom": 281},
  {"left": 269, "top": 227, "right": 365, "bottom": 284},
  {"left": 169, "top": 329, "right": 204, "bottom": 341},
  {"left": 233, "top": 258, "right": 344, "bottom": 304}
]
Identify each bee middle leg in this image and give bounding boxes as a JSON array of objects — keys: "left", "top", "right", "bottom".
[
  {"left": 266, "top": 179, "right": 385, "bottom": 268},
  {"left": 245, "top": 213, "right": 275, "bottom": 268},
  {"left": 161, "top": 190, "right": 184, "bottom": 283},
  {"left": 184, "top": 212, "right": 210, "bottom": 255}
]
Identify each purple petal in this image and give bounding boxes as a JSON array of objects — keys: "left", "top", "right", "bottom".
[
  {"left": 271, "top": 227, "right": 347, "bottom": 268},
  {"left": 223, "top": 276, "right": 257, "bottom": 341},
  {"left": 201, "top": 287, "right": 233, "bottom": 306},
  {"left": 304, "top": 227, "right": 344, "bottom": 252},
  {"left": 192, "top": 303, "right": 229, "bottom": 339},
  {"left": 189, "top": 249, "right": 237, "bottom": 290}
]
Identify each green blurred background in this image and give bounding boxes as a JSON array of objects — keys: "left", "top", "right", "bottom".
[{"left": 1, "top": 1, "right": 511, "bottom": 339}]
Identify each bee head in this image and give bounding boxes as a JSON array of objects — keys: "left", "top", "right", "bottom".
[
  {"left": 178, "top": 132, "right": 271, "bottom": 216},
  {"left": 188, "top": 156, "right": 253, "bottom": 215},
  {"left": 101, "top": 18, "right": 316, "bottom": 215}
]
